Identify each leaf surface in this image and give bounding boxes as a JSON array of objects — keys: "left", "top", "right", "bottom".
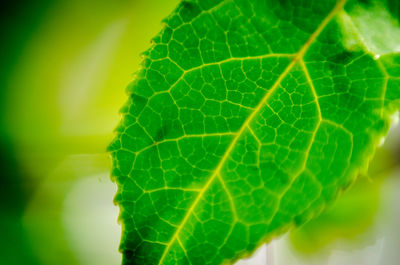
[
  {"left": 109, "top": 0, "right": 400, "bottom": 264},
  {"left": 289, "top": 146, "right": 396, "bottom": 254}
]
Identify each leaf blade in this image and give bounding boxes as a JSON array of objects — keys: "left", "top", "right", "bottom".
[{"left": 110, "top": 0, "right": 400, "bottom": 264}]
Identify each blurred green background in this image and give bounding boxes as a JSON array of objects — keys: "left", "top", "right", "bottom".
[
  {"left": 0, "top": 1, "right": 399, "bottom": 265},
  {"left": 0, "top": 1, "right": 179, "bottom": 264}
]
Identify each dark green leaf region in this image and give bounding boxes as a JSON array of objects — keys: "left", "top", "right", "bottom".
[{"left": 109, "top": 0, "right": 400, "bottom": 264}]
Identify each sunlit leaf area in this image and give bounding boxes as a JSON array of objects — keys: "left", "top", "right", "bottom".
[{"left": 0, "top": 1, "right": 399, "bottom": 265}]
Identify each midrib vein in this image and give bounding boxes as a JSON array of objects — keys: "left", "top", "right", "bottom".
[{"left": 157, "top": 0, "right": 346, "bottom": 263}]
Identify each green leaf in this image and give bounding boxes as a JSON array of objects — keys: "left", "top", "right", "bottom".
[
  {"left": 109, "top": 0, "right": 400, "bottom": 264},
  {"left": 289, "top": 146, "right": 396, "bottom": 254}
]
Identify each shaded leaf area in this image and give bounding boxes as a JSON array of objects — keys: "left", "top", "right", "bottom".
[
  {"left": 0, "top": 140, "right": 40, "bottom": 265},
  {"left": 109, "top": 0, "right": 400, "bottom": 264}
]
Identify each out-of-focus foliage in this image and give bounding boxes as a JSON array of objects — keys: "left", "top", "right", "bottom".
[{"left": 0, "top": 0, "right": 178, "bottom": 264}]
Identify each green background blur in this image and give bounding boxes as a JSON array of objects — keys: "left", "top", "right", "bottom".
[
  {"left": 0, "top": 1, "right": 179, "bottom": 264},
  {"left": 0, "top": 1, "right": 399, "bottom": 265}
]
